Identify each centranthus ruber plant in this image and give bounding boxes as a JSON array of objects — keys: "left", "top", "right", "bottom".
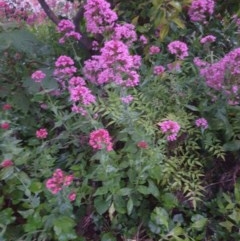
[{"left": 1, "top": 0, "right": 240, "bottom": 240}]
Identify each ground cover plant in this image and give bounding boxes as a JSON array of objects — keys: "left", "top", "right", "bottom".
[{"left": 1, "top": 0, "right": 240, "bottom": 240}]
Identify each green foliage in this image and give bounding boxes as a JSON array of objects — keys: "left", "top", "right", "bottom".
[{"left": 1, "top": 1, "right": 240, "bottom": 240}]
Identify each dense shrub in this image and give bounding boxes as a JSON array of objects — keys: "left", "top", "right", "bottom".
[{"left": 1, "top": 0, "right": 240, "bottom": 240}]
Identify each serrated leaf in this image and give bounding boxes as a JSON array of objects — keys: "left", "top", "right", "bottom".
[
  {"left": 0, "top": 167, "right": 14, "bottom": 180},
  {"left": 94, "top": 196, "right": 112, "bottom": 215}
]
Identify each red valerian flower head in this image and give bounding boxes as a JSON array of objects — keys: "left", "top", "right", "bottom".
[
  {"left": 46, "top": 169, "right": 74, "bottom": 195},
  {"left": 2, "top": 104, "right": 12, "bottom": 111},
  {"left": 1, "top": 159, "right": 13, "bottom": 168},
  {"left": 1, "top": 122, "right": 10, "bottom": 130},
  {"left": 36, "top": 128, "right": 48, "bottom": 139},
  {"left": 89, "top": 128, "right": 113, "bottom": 151},
  {"left": 137, "top": 141, "right": 148, "bottom": 149}
]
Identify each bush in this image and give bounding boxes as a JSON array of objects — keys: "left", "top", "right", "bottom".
[{"left": 1, "top": 0, "right": 240, "bottom": 240}]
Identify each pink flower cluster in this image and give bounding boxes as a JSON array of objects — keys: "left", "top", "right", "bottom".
[
  {"left": 1, "top": 159, "right": 13, "bottom": 168},
  {"left": 46, "top": 168, "right": 74, "bottom": 195},
  {"left": 137, "top": 141, "right": 148, "bottom": 149},
  {"left": 200, "top": 35, "right": 216, "bottom": 44},
  {"left": 68, "top": 76, "right": 96, "bottom": 116},
  {"left": 112, "top": 23, "right": 137, "bottom": 46},
  {"left": 57, "top": 19, "right": 75, "bottom": 33},
  {"left": 194, "top": 48, "right": 240, "bottom": 104},
  {"left": 36, "top": 128, "right": 48, "bottom": 139},
  {"left": 153, "top": 65, "right": 165, "bottom": 75},
  {"left": 84, "top": 0, "right": 118, "bottom": 34},
  {"left": 89, "top": 128, "right": 113, "bottom": 152},
  {"left": 57, "top": 20, "right": 81, "bottom": 44},
  {"left": 188, "top": 0, "right": 215, "bottom": 23},
  {"left": 158, "top": 120, "right": 181, "bottom": 141},
  {"left": 149, "top": 46, "right": 161, "bottom": 55},
  {"left": 2, "top": 103, "right": 12, "bottom": 111},
  {"left": 139, "top": 35, "right": 148, "bottom": 45},
  {"left": 195, "top": 118, "right": 208, "bottom": 129},
  {"left": 31, "top": 70, "right": 46, "bottom": 83},
  {"left": 168, "top": 41, "right": 188, "bottom": 60},
  {"left": 54, "top": 55, "right": 77, "bottom": 81},
  {"left": 121, "top": 95, "right": 134, "bottom": 104},
  {"left": 1, "top": 122, "right": 10, "bottom": 130},
  {"left": 83, "top": 40, "right": 141, "bottom": 87}
]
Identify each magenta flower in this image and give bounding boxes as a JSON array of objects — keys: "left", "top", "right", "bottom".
[
  {"left": 1, "top": 159, "right": 13, "bottom": 168},
  {"left": 69, "top": 85, "right": 96, "bottom": 105},
  {"left": 36, "top": 128, "right": 48, "bottom": 139},
  {"left": 54, "top": 55, "right": 77, "bottom": 80},
  {"left": 121, "top": 95, "right": 134, "bottom": 104},
  {"left": 137, "top": 141, "right": 148, "bottom": 149},
  {"left": 84, "top": 0, "right": 118, "bottom": 34},
  {"left": 68, "top": 192, "right": 76, "bottom": 202},
  {"left": 188, "top": 0, "right": 215, "bottom": 22},
  {"left": 158, "top": 120, "right": 181, "bottom": 141},
  {"left": 200, "top": 35, "right": 216, "bottom": 44},
  {"left": 69, "top": 76, "right": 86, "bottom": 87},
  {"left": 195, "top": 118, "right": 208, "bottom": 129},
  {"left": 89, "top": 128, "right": 113, "bottom": 151},
  {"left": 149, "top": 46, "right": 161, "bottom": 55},
  {"left": 168, "top": 41, "right": 188, "bottom": 60},
  {"left": 2, "top": 104, "right": 12, "bottom": 111},
  {"left": 57, "top": 19, "right": 75, "bottom": 33},
  {"left": 55, "top": 55, "right": 74, "bottom": 67},
  {"left": 31, "top": 70, "right": 46, "bottom": 83},
  {"left": 112, "top": 23, "right": 137, "bottom": 46},
  {"left": 46, "top": 169, "right": 74, "bottom": 194},
  {"left": 139, "top": 35, "right": 148, "bottom": 45},
  {"left": 1, "top": 122, "right": 10, "bottom": 130},
  {"left": 83, "top": 40, "right": 141, "bottom": 87},
  {"left": 154, "top": 65, "right": 165, "bottom": 75}
]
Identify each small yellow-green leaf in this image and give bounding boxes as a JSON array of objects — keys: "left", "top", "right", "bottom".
[
  {"left": 172, "top": 17, "right": 185, "bottom": 29},
  {"left": 131, "top": 16, "right": 139, "bottom": 25},
  {"left": 159, "top": 24, "right": 169, "bottom": 41}
]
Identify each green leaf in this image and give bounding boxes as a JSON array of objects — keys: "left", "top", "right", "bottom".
[
  {"left": 94, "top": 196, "right": 112, "bottom": 215},
  {"left": 151, "top": 207, "right": 169, "bottom": 230},
  {"left": 148, "top": 180, "right": 160, "bottom": 199},
  {"left": 117, "top": 188, "right": 132, "bottom": 196},
  {"left": 0, "top": 167, "right": 14, "bottom": 180},
  {"left": 93, "top": 187, "right": 109, "bottom": 196},
  {"left": 53, "top": 216, "right": 77, "bottom": 241},
  {"left": 159, "top": 24, "right": 169, "bottom": 41},
  {"left": 24, "top": 212, "right": 42, "bottom": 232},
  {"left": 101, "top": 232, "right": 117, "bottom": 241},
  {"left": 137, "top": 185, "right": 150, "bottom": 195},
  {"left": 127, "top": 198, "right": 134, "bottom": 215},
  {"left": 185, "top": 105, "right": 199, "bottom": 112},
  {"left": 113, "top": 195, "right": 127, "bottom": 214},
  {"left": 172, "top": 17, "right": 185, "bottom": 29},
  {"left": 191, "top": 215, "right": 207, "bottom": 231},
  {"left": 223, "top": 140, "right": 240, "bottom": 151},
  {"left": 0, "top": 208, "right": 15, "bottom": 225},
  {"left": 162, "top": 193, "right": 178, "bottom": 210},
  {"left": 228, "top": 209, "right": 240, "bottom": 224},
  {"left": 29, "top": 182, "right": 42, "bottom": 193},
  {"left": 219, "top": 220, "right": 234, "bottom": 232},
  {"left": 169, "top": 1, "right": 182, "bottom": 11},
  {"left": 18, "top": 209, "right": 34, "bottom": 218},
  {"left": 0, "top": 29, "right": 53, "bottom": 57},
  {"left": 11, "top": 90, "right": 30, "bottom": 113}
]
